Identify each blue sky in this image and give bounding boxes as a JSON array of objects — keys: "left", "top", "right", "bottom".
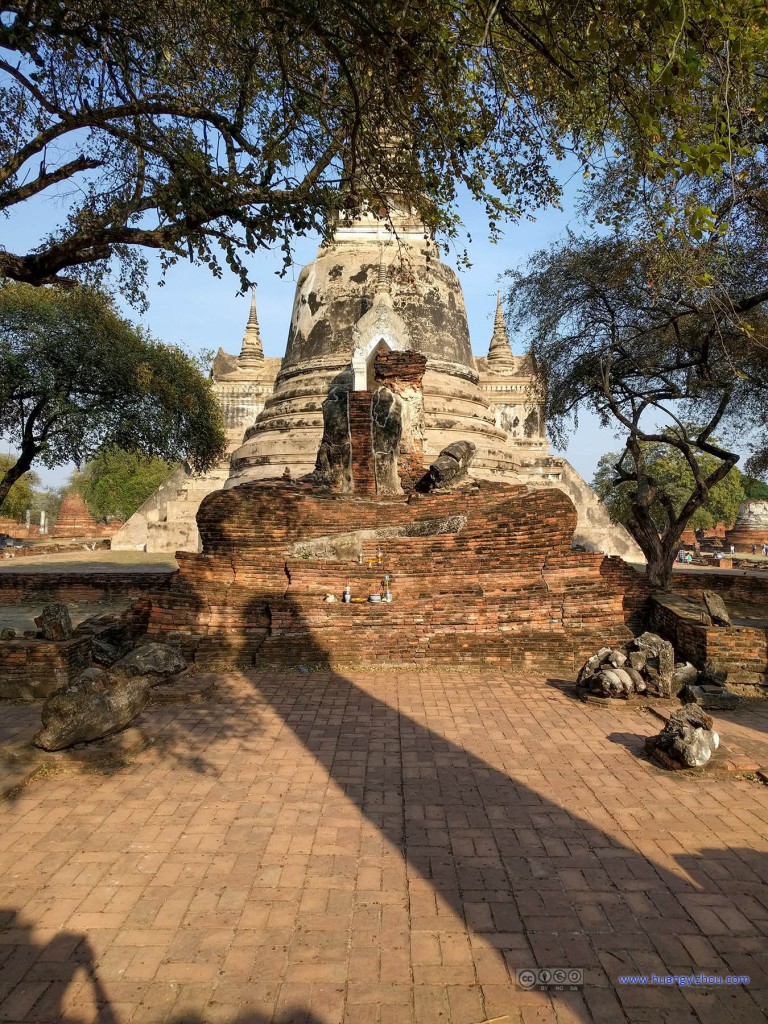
[{"left": 3, "top": 170, "right": 625, "bottom": 491}]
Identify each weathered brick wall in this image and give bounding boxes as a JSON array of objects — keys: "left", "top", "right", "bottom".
[
  {"left": 671, "top": 570, "right": 768, "bottom": 606},
  {"left": 0, "top": 636, "right": 91, "bottom": 700},
  {"left": 599, "top": 556, "right": 652, "bottom": 631},
  {"left": 347, "top": 392, "right": 376, "bottom": 495},
  {"left": 0, "top": 571, "right": 176, "bottom": 606},
  {"left": 650, "top": 593, "right": 768, "bottom": 682},
  {"left": 149, "top": 479, "right": 636, "bottom": 672}
]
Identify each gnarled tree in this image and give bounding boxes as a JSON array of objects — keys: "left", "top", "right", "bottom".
[
  {"left": 508, "top": 233, "right": 768, "bottom": 588},
  {"left": 0, "top": 282, "right": 225, "bottom": 508}
]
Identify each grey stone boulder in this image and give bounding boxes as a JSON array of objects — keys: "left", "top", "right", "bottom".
[
  {"left": 590, "top": 665, "right": 645, "bottom": 697},
  {"left": 627, "top": 632, "right": 674, "bottom": 697},
  {"left": 672, "top": 662, "right": 700, "bottom": 691},
  {"left": 700, "top": 661, "right": 728, "bottom": 686},
  {"left": 33, "top": 671, "right": 150, "bottom": 751},
  {"left": 34, "top": 603, "right": 73, "bottom": 641},
  {"left": 703, "top": 590, "right": 731, "bottom": 627},
  {"left": 0, "top": 628, "right": 16, "bottom": 640},
  {"left": 592, "top": 668, "right": 631, "bottom": 697},
  {"left": 91, "top": 637, "right": 122, "bottom": 666},
  {"left": 417, "top": 441, "right": 477, "bottom": 491},
  {"left": 627, "top": 650, "right": 647, "bottom": 672},
  {"left": 653, "top": 705, "right": 720, "bottom": 768},
  {"left": 623, "top": 666, "right": 647, "bottom": 693},
  {"left": 115, "top": 642, "right": 186, "bottom": 681},
  {"left": 576, "top": 649, "right": 610, "bottom": 686}
]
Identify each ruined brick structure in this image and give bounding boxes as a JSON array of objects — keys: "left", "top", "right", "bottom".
[
  {"left": 148, "top": 348, "right": 640, "bottom": 672},
  {"left": 150, "top": 480, "right": 638, "bottom": 673},
  {"left": 115, "top": 196, "right": 640, "bottom": 558},
  {"left": 52, "top": 492, "right": 115, "bottom": 539}
]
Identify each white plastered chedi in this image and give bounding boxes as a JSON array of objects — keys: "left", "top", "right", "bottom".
[
  {"left": 351, "top": 264, "right": 411, "bottom": 391},
  {"left": 111, "top": 291, "right": 280, "bottom": 552},
  {"left": 115, "top": 197, "right": 642, "bottom": 560}
]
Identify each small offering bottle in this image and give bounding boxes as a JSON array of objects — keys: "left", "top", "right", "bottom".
[{"left": 343, "top": 584, "right": 351, "bottom": 603}]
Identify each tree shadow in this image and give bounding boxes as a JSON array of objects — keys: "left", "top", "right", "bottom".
[
  {"left": 3, "top": 583, "right": 767, "bottom": 1022},
  {"left": 225, "top": 592, "right": 767, "bottom": 1021},
  {"left": 0, "top": 909, "right": 118, "bottom": 1023}
]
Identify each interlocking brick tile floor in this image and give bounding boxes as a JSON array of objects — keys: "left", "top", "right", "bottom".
[{"left": 1, "top": 669, "right": 767, "bottom": 1023}]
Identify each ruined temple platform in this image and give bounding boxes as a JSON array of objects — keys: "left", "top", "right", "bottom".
[{"left": 1, "top": 668, "right": 766, "bottom": 1024}]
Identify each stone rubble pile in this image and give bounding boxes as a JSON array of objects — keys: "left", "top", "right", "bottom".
[
  {"left": 29, "top": 624, "right": 188, "bottom": 751},
  {"left": 33, "top": 668, "right": 151, "bottom": 751},
  {"left": 576, "top": 631, "right": 675, "bottom": 698},
  {"left": 648, "top": 705, "right": 720, "bottom": 768}
]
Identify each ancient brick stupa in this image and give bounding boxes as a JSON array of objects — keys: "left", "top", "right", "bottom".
[
  {"left": 148, "top": 338, "right": 642, "bottom": 672},
  {"left": 115, "top": 189, "right": 640, "bottom": 557},
  {"left": 143, "top": 191, "right": 646, "bottom": 670},
  {"left": 52, "top": 492, "right": 100, "bottom": 538},
  {"left": 726, "top": 501, "right": 768, "bottom": 549}
]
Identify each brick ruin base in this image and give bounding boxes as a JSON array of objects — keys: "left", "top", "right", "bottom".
[
  {"left": 650, "top": 593, "right": 768, "bottom": 684},
  {"left": 0, "top": 636, "right": 92, "bottom": 701},
  {"left": 0, "top": 599, "right": 152, "bottom": 700},
  {"left": 147, "top": 479, "right": 641, "bottom": 674}
]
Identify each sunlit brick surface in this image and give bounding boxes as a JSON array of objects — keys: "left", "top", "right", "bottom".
[{"left": 1, "top": 670, "right": 767, "bottom": 1023}]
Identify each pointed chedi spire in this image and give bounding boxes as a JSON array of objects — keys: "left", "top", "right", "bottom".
[
  {"left": 376, "top": 251, "right": 391, "bottom": 295},
  {"left": 486, "top": 290, "right": 515, "bottom": 369},
  {"left": 239, "top": 289, "right": 264, "bottom": 365}
]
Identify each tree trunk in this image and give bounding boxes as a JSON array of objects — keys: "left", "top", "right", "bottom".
[
  {"left": 626, "top": 517, "right": 680, "bottom": 591},
  {"left": 0, "top": 445, "right": 37, "bottom": 512}
]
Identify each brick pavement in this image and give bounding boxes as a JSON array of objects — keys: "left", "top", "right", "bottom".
[{"left": 1, "top": 669, "right": 767, "bottom": 1024}]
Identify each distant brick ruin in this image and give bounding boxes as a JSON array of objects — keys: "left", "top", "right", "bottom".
[{"left": 52, "top": 492, "right": 116, "bottom": 539}]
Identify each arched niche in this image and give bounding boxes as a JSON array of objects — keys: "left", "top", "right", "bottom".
[{"left": 351, "top": 294, "right": 410, "bottom": 391}]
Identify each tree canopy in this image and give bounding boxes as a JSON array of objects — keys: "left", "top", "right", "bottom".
[
  {"left": 1, "top": 0, "right": 766, "bottom": 301},
  {"left": 744, "top": 476, "right": 768, "bottom": 501},
  {"left": 75, "top": 447, "right": 175, "bottom": 522},
  {"left": 0, "top": 282, "right": 225, "bottom": 509},
  {"left": 506, "top": 230, "right": 768, "bottom": 586},
  {"left": 592, "top": 445, "right": 745, "bottom": 533}
]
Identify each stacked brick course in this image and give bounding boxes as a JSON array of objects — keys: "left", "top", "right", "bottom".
[
  {"left": 347, "top": 392, "right": 376, "bottom": 495},
  {"left": 149, "top": 479, "right": 635, "bottom": 673},
  {"left": 0, "top": 636, "right": 91, "bottom": 700},
  {"left": 0, "top": 571, "right": 175, "bottom": 606}
]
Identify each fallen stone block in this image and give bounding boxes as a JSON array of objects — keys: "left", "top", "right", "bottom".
[
  {"left": 34, "top": 603, "right": 74, "bottom": 641},
  {"left": 703, "top": 589, "right": 732, "bottom": 627},
  {"left": 115, "top": 642, "right": 187, "bottom": 680},
  {"left": 651, "top": 705, "right": 720, "bottom": 768},
  {"left": 33, "top": 670, "right": 150, "bottom": 751}
]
